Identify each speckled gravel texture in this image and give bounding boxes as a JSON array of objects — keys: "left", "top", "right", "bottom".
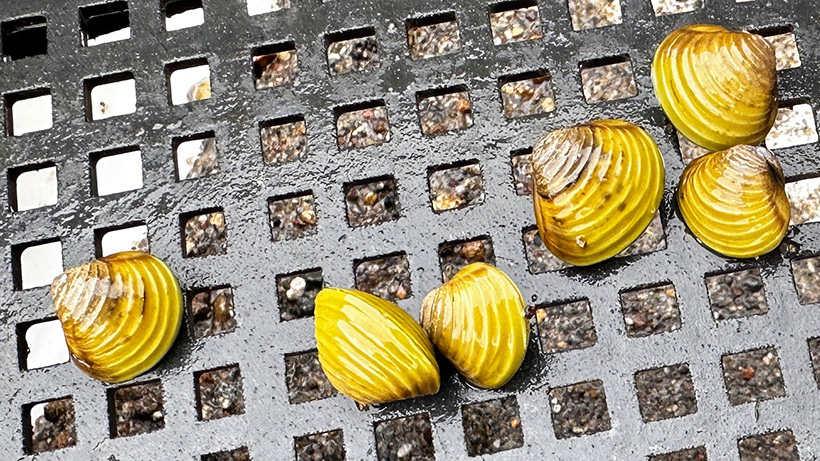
[
  {"left": 428, "top": 161, "right": 484, "bottom": 212},
  {"left": 499, "top": 73, "right": 554, "bottom": 119},
  {"left": 763, "top": 32, "right": 802, "bottom": 71},
  {"left": 489, "top": 6, "right": 543, "bottom": 45},
  {"left": 650, "top": 0, "right": 701, "bottom": 15},
  {"left": 615, "top": 212, "right": 667, "bottom": 257},
  {"left": 201, "top": 446, "right": 251, "bottom": 461},
  {"left": 786, "top": 176, "right": 820, "bottom": 226},
  {"left": 285, "top": 350, "right": 337, "bottom": 405},
  {"left": 536, "top": 299, "right": 598, "bottom": 353},
  {"left": 336, "top": 105, "right": 391, "bottom": 149},
  {"left": 294, "top": 429, "right": 346, "bottom": 461},
  {"left": 196, "top": 365, "right": 245, "bottom": 421},
  {"left": 791, "top": 255, "right": 820, "bottom": 304},
  {"left": 327, "top": 33, "right": 379, "bottom": 75},
  {"left": 766, "top": 103, "right": 818, "bottom": 150},
  {"left": 461, "top": 396, "right": 524, "bottom": 456},
  {"left": 277, "top": 268, "right": 323, "bottom": 321},
  {"left": 634, "top": 364, "right": 697, "bottom": 422},
  {"left": 721, "top": 347, "right": 785, "bottom": 406},
  {"left": 417, "top": 90, "right": 473, "bottom": 135},
  {"left": 345, "top": 177, "right": 401, "bottom": 227},
  {"left": 439, "top": 236, "right": 495, "bottom": 281},
  {"left": 522, "top": 226, "right": 570, "bottom": 273},
  {"left": 111, "top": 380, "right": 164, "bottom": 437},
  {"left": 581, "top": 59, "right": 637, "bottom": 103},
  {"left": 568, "top": 0, "right": 623, "bottom": 30},
  {"left": 809, "top": 337, "right": 820, "bottom": 388},
  {"left": 407, "top": 17, "right": 460, "bottom": 60},
  {"left": 705, "top": 268, "right": 768, "bottom": 321},
  {"left": 649, "top": 446, "right": 707, "bottom": 461},
  {"left": 183, "top": 211, "right": 227, "bottom": 257},
  {"left": 184, "top": 137, "right": 219, "bottom": 179},
  {"left": 354, "top": 253, "right": 412, "bottom": 302},
  {"left": 190, "top": 287, "right": 236, "bottom": 338},
  {"left": 28, "top": 398, "right": 76, "bottom": 454},
  {"left": 268, "top": 192, "right": 317, "bottom": 242},
  {"left": 738, "top": 430, "right": 800, "bottom": 460},
  {"left": 549, "top": 380, "right": 611, "bottom": 439},
  {"left": 374, "top": 413, "right": 435, "bottom": 461},
  {"left": 260, "top": 118, "right": 307, "bottom": 165},
  {"left": 253, "top": 48, "right": 298, "bottom": 88},
  {"left": 511, "top": 150, "right": 533, "bottom": 195},
  {"left": 619, "top": 284, "right": 681, "bottom": 337}
]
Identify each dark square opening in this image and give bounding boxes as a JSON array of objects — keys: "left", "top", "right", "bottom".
[
  {"left": 548, "top": 380, "right": 611, "bottom": 439},
  {"left": 162, "top": 0, "right": 203, "bottom": 19},
  {"left": 354, "top": 252, "right": 412, "bottom": 302},
  {"left": 535, "top": 299, "right": 597, "bottom": 353},
  {"left": 791, "top": 255, "right": 820, "bottom": 305},
  {"left": 649, "top": 446, "right": 708, "bottom": 461},
  {"left": 579, "top": 54, "right": 637, "bottom": 103},
  {"left": 461, "top": 395, "right": 524, "bottom": 456},
  {"left": 22, "top": 396, "right": 76, "bottom": 454},
  {"left": 498, "top": 70, "right": 554, "bottom": 119},
  {"left": 268, "top": 190, "right": 317, "bottom": 242},
  {"left": 202, "top": 447, "right": 251, "bottom": 461},
  {"left": 325, "top": 27, "right": 379, "bottom": 75},
  {"left": 276, "top": 268, "right": 323, "bottom": 321},
  {"left": 188, "top": 286, "right": 236, "bottom": 338},
  {"left": 522, "top": 225, "right": 569, "bottom": 274},
  {"left": 2, "top": 16, "right": 47, "bottom": 61},
  {"left": 344, "top": 175, "right": 401, "bottom": 227},
  {"left": 252, "top": 41, "right": 298, "bottom": 89},
  {"left": 294, "top": 429, "right": 346, "bottom": 461},
  {"left": 488, "top": 0, "right": 542, "bottom": 45},
  {"left": 619, "top": 283, "right": 681, "bottom": 338},
  {"left": 405, "top": 12, "right": 460, "bottom": 61},
  {"left": 634, "top": 363, "right": 698, "bottom": 423},
  {"left": 721, "top": 346, "right": 786, "bottom": 406},
  {"left": 705, "top": 268, "right": 769, "bottom": 321},
  {"left": 374, "top": 413, "right": 435, "bottom": 461},
  {"left": 79, "top": 1, "right": 129, "bottom": 46},
  {"left": 284, "top": 349, "right": 337, "bottom": 404},
  {"left": 335, "top": 99, "right": 391, "bottom": 149},
  {"left": 428, "top": 159, "right": 485, "bottom": 212},
  {"left": 738, "top": 430, "right": 799, "bottom": 461},
  {"left": 809, "top": 337, "right": 820, "bottom": 389},
  {"left": 180, "top": 208, "right": 227, "bottom": 258},
  {"left": 260, "top": 115, "right": 307, "bottom": 165},
  {"left": 416, "top": 85, "right": 473, "bottom": 135},
  {"left": 195, "top": 364, "right": 245, "bottom": 421},
  {"left": 108, "top": 379, "right": 165, "bottom": 437},
  {"left": 438, "top": 236, "right": 495, "bottom": 282}
]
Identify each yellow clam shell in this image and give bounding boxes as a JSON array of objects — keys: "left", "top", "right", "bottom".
[
  {"left": 677, "top": 145, "right": 790, "bottom": 258},
  {"left": 420, "top": 263, "right": 529, "bottom": 389},
  {"left": 532, "top": 120, "right": 665, "bottom": 266},
  {"left": 315, "top": 288, "right": 440, "bottom": 405},
  {"left": 50, "top": 251, "right": 183, "bottom": 383},
  {"left": 652, "top": 24, "right": 777, "bottom": 152}
]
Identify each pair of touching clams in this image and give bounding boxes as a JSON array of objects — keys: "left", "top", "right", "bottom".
[{"left": 50, "top": 24, "right": 788, "bottom": 407}]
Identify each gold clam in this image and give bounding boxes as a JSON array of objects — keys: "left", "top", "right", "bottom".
[
  {"left": 50, "top": 251, "right": 183, "bottom": 383},
  {"left": 677, "top": 145, "right": 790, "bottom": 258},
  {"left": 420, "top": 263, "right": 529, "bottom": 389},
  {"left": 652, "top": 24, "right": 777, "bottom": 152},
  {"left": 314, "top": 288, "right": 440, "bottom": 405},
  {"left": 532, "top": 120, "right": 665, "bottom": 266}
]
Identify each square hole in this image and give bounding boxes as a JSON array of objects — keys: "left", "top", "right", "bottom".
[
  {"left": 428, "top": 160, "right": 485, "bottom": 212},
  {"left": 345, "top": 176, "right": 401, "bottom": 227},
  {"left": 294, "top": 429, "right": 346, "bottom": 461},
  {"left": 108, "top": 380, "right": 164, "bottom": 437},
  {"left": 522, "top": 226, "right": 570, "bottom": 273},
  {"left": 174, "top": 131, "right": 219, "bottom": 180},
  {"left": 202, "top": 446, "right": 251, "bottom": 461},
  {"left": 634, "top": 364, "right": 698, "bottom": 423},
  {"left": 5, "top": 89, "right": 52, "bottom": 136},
  {"left": 722, "top": 346, "right": 786, "bottom": 406},
  {"left": 253, "top": 42, "right": 298, "bottom": 89},
  {"left": 163, "top": 0, "right": 204, "bottom": 31},
  {"left": 786, "top": 176, "right": 820, "bottom": 226},
  {"left": 1, "top": 16, "right": 47, "bottom": 61},
  {"left": 354, "top": 252, "right": 412, "bottom": 302},
  {"left": 615, "top": 212, "right": 667, "bottom": 257},
  {"left": 335, "top": 100, "right": 391, "bottom": 149},
  {"left": 511, "top": 148, "right": 533, "bottom": 196},
  {"left": 580, "top": 55, "right": 637, "bottom": 103},
  {"left": 260, "top": 115, "right": 307, "bottom": 165},
  {"left": 84, "top": 72, "right": 137, "bottom": 121},
  {"left": 439, "top": 236, "right": 495, "bottom": 282},
  {"left": 808, "top": 337, "right": 820, "bottom": 388},
  {"left": 705, "top": 268, "right": 768, "bottom": 321},
  {"left": 755, "top": 25, "right": 801, "bottom": 71},
  {"left": 91, "top": 146, "right": 143, "bottom": 196},
  {"left": 285, "top": 350, "right": 337, "bottom": 405},
  {"left": 8, "top": 162, "right": 58, "bottom": 212},
  {"left": 791, "top": 255, "right": 820, "bottom": 305},
  {"left": 406, "top": 12, "right": 461, "bottom": 61},
  {"left": 326, "top": 27, "right": 379, "bottom": 76},
  {"left": 95, "top": 222, "right": 149, "bottom": 257},
  {"left": 650, "top": 0, "right": 701, "bottom": 16},
  {"left": 536, "top": 299, "right": 597, "bottom": 353},
  {"left": 247, "top": 0, "right": 289, "bottom": 16},
  {"left": 189, "top": 286, "right": 236, "bottom": 339},
  {"left": 461, "top": 396, "right": 524, "bottom": 456},
  {"left": 549, "top": 380, "right": 611, "bottom": 439},
  {"left": 181, "top": 208, "right": 227, "bottom": 258},
  {"left": 417, "top": 86, "right": 473, "bottom": 135},
  {"left": 166, "top": 58, "right": 210, "bottom": 105},
  {"left": 677, "top": 131, "right": 709, "bottom": 164},
  {"left": 619, "top": 283, "right": 681, "bottom": 338},
  {"left": 499, "top": 70, "right": 555, "bottom": 119},
  {"left": 649, "top": 446, "right": 707, "bottom": 461},
  {"left": 277, "top": 268, "right": 323, "bottom": 321},
  {"left": 374, "top": 413, "right": 435, "bottom": 461},
  {"left": 23, "top": 397, "right": 76, "bottom": 454},
  {"left": 567, "top": 0, "right": 622, "bottom": 31},
  {"left": 195, "top": 364, "right": 245, "bottom": 421},
  {"left": 765, "top": 100, "right": 818, "bottom": 150},
  {"left": 268, "top": 191, "right": 317, "bottom": 242},
  {"left": 738, "top": 430, "right": 799, "bottom": 460},
  {"left": 17, "top": 318, "right": 69, "bottom": 370},
  {"left": 12, "top": 238, "right": 63, "bottom": 290},
  {"left": 80, "top": 1, "right": 130, "bottom": 46},
  {"left": 489, "top": 0, "right": 543, "bottom": 45}
]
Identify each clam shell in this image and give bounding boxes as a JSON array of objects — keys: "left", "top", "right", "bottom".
[
  {"left": 420, "top": 263, "right": 528, "bottom": 388},
  {"left": 315, "top": 288, "right": 440, "bottom": 405},
  {"left": 652, "top": 24, "right": 777, "bottom": 152},
  {"left": 50, "top": 251, "right": 183, "bottom": 383},
  {"left": 532, "top": 120, "right": 665, "bottom": 266},
  {"left": 678, "top": 145, "right": 790, "bottom": 258}
]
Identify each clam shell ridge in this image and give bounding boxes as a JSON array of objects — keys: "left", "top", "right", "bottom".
[
  {"left": 314, "top": 288, "right": 440, "bottom": 405},
  {"left": 420, "top": 263, "right": 529, "bottom": 389},
  {"left": 677, "top": 145, "right": 790, "bottom": 258},
  {"left": 531, "top": 120, "right": 665, "bottom": 266},
  {"left": 50, "top": 251, "right": 183, "bottom": 383},
  {"left": 652, "top": 24, "right": 777, "bottom": 152}
]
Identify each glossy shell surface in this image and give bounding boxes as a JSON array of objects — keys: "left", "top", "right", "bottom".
[
  {"left": 50, "top": 251, "right": 183, "bottom": 383},
  {"left": 314, "top": 288, "right": 440, "bottom": 405},
  {"left": 420, "top": 263, "right": 529, "bottom": 389},
  {"left": 532, "top": 119, "right": 665, "bottom": 266},
  {"left": 652, "top": 24, "right": 777, "bottom": 152},
  {"left": 678, "top": 145, "right": 790, "bottom": 258}
]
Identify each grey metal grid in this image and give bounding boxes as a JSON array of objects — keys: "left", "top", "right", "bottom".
[{"left": 0, "top": 0, "right": 819, "bottom": 459}]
